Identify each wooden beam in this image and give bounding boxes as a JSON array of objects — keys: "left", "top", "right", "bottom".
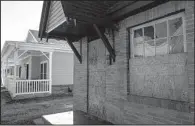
[
  {"left": 80, "top": 39, "right": 82, "bottom": 61},
  {"left": 66, "top": 38, "right": 82, "bottom": 63},
  {"left": 93, "top": 24, "right": 115, "bottom": 60},
  {"left": 40, "top": 51, "right": 49, "bottom": 60},
  {"left": 61, "top": 1, "right": 114, "bottom": 27},
  {"left": 111, "top": 29, "right": 116, "bottom": 62},
  {"left": 18, "top": 50, "right": 28, "bottom": 59}
]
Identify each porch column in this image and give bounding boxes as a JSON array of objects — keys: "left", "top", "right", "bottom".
[
  {"left": 5, "top": 59, "right": 8, "bottom": 88},
  {"left": 3, "top": 62, "right": 6, "bottom": 87},
  {"left": 1, "top": 63, "right": 5, "bottom": 87},
  {"left": 49, "top": 52, "right": 53, "bottom": 93},
  {"left": 13, "top": 49, "right": 18, "bottom": 96}
]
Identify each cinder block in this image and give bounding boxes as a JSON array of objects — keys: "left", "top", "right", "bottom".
[
  {"left": 189, "top": 89, "right": 194, "bottom": 102},
  {"left": 187, "top": 52, "right": 194, "bottom": 64},
  {"left": 186, "top": 33, "right": 195, "bottom": 40},
  {"left": 187, "top": 43, "right": 194, "bottom": 52},
  {"left": 187, "top": 1, "right": 195, "bottom": 7},
  {"left": 187, "top": 64, "right": 194, "bottom": 71},
  {"left": 168, "top": 53, "right": 187, "bottom": 64}
]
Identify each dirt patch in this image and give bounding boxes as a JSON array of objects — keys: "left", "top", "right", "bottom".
[{"left": 1, "top": 91, "right": 73, "bottom": 125}]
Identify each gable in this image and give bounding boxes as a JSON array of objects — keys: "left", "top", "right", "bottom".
[
  {"left": 26, "top": 30, "right": 38, "bottom": 43},
  {"left": 46, "top": 1, "right": 66, "bottom": 33}
]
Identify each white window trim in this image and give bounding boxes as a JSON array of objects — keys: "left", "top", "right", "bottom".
[
  {"left": 130, "top": 12, "right": 186, "bottom": 58},
  {"left": 40, "top": 60, "right": 48, "bottom": 64}
]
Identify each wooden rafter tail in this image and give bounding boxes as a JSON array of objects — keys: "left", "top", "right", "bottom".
[
  {"left": 66, "top": 38, "right": 82, "bottom": 63},
  {"left": 112, "top": 23, "right": 119, "bottom": 32},
  {"left": 93, "top": 24, "right": 116, "bottom": 60}
]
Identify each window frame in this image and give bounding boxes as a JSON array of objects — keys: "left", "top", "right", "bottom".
[
  {"left": 40, "top": 60, "right": 48, "bottom": 79},
  {"left": 130, "top": 12, "right": 186, "bottom": 58}
]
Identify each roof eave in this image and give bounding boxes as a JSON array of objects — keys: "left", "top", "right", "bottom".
[{"left": 38, "top": 1, "right": 51, "bottom": 40}]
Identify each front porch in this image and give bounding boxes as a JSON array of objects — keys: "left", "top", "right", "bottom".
[{"left": 1, "top": 41, "right": 54, "bottom": 99}]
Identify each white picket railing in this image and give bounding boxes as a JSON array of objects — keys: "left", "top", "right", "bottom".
[{"left": 15, "top": 80, "right": 50, "bottom": 94}]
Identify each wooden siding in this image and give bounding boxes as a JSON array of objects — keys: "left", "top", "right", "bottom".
[
  {"left": 52, "top": 52, "right": 73, "bottom": 85},
  {"left": 46, "top": 1, "right": 66, "bottom": 33},
  {"left": 61, "top": 1, "right": 110, "bottom": 26},
  {"left": 39, "top": 52, "right": 73, "bottom": 85}
]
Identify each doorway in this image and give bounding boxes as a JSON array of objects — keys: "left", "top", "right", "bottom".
[
  {"left": 40, "top": 61, "right": 48, "bottom": 79},
  {"left": 26, "top": 64, "right": 29, "bottom": 79}
]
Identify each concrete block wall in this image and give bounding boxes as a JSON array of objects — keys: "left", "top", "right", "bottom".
[
  {"left": 73, "top": 37, "right": 88, "bottom": 113},
  {"left": 73, "top": 1, "right": 194, "bottom": 124},
  {"left": 123, "top": 1, "right": 194, "bottom": 124},
  {"left": 88, "top": 38, "right": 107, "bottom": 120}
]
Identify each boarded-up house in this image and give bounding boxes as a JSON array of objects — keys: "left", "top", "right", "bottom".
[{"left": 38, "top": 1, "right": 194, "bottom": 124}]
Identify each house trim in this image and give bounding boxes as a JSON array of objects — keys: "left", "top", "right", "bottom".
[{"left": 40, "top": 60, "right": 48, "bottom": 64}]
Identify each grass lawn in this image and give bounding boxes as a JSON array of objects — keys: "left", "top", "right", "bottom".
[{"left": 1, "top": 91, "right": 73, "bottom": 125}]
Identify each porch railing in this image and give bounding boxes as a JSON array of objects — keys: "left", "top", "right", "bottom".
[
  {"left": 6, "top": 78, "right": 50, "bottom": 97},
  {"left": 15, "top": 80, "right": 50, "bottom": 94}
]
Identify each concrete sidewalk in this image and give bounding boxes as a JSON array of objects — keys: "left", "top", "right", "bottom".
[
  {"left": 34, "top": 110, "right": 113, "bottom": 125},
  {"left": 73, "top": 110, "right": 113, "bottom": 125}
]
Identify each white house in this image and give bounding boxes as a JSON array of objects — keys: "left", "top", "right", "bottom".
[{"left": 1, "top": 30, "right": 73, "bottom": 99}]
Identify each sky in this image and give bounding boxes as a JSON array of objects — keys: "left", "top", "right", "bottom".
[{"left": 1, "top": 1, "right": 43, "bottom": 50}]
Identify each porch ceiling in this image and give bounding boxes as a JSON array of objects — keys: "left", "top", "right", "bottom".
[
  {"left": 38, "top": 0, "right": 168, "bottom": 63},
  {"left": 39, "top": 0, "right": 170, "bottom": 42}
]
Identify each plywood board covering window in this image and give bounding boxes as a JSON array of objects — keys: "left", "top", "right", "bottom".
[{"left": 130, "top": 12, "right": 186, "bottom": 58}]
